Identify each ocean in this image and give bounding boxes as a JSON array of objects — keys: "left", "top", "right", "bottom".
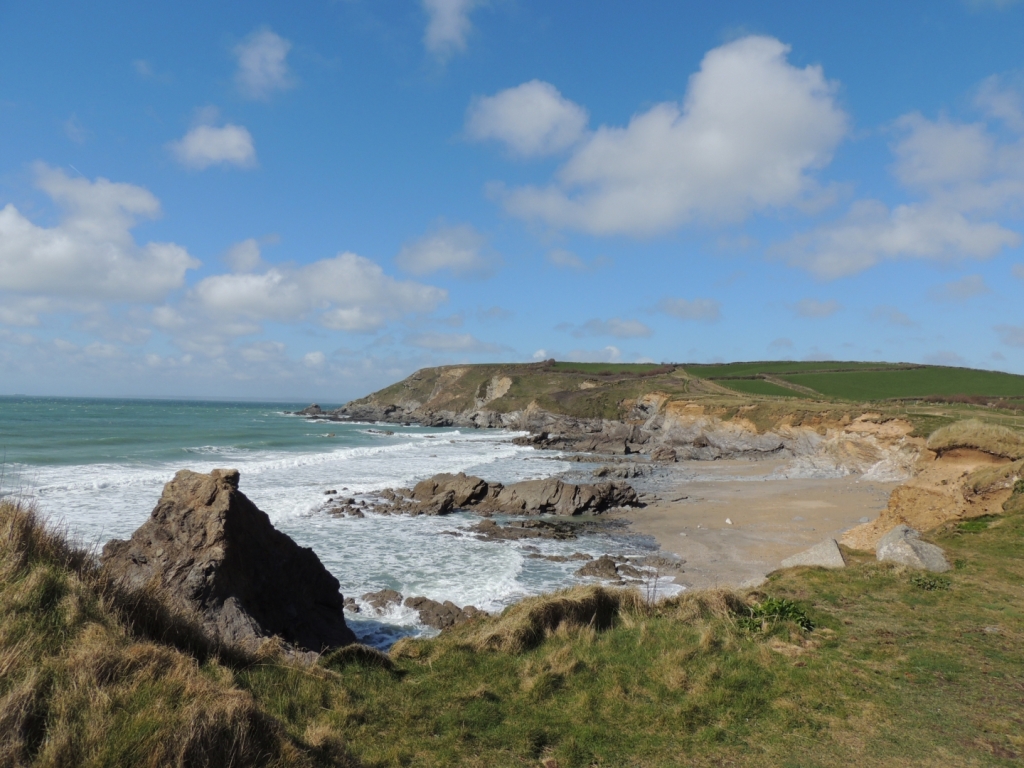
[{"left": 0, "top": 396, "right": 670, "bottom": 647}]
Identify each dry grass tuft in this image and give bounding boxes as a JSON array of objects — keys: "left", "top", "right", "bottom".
[
  {"left": 455, "top": 585, "right": 643, "bottom": 654},
  {"left": 0, "top": 499, "right": 339, "bottom": 767},
  {"left": 927, "top": 419, "right": 1024, "bottom": 460}
]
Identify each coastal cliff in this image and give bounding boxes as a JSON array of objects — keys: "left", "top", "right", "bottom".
[{"left": 324, "top": 362, "right": 926, "bottom": 480}]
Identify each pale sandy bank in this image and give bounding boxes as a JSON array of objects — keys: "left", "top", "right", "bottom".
[{"left": 611, "top": 459, "right": 896, "bottom": 590}]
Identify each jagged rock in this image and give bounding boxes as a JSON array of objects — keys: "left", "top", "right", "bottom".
[
  {"left": 101, "top": 469, "right": 356, "bottom": 653},
  {"left": 482, "top": 478, "right": 638, "bottom": 516},
  {"left": 781, "top": 539, "right": 847, "bottom": 569},
  {"left": 876, "top": 525, "right": 951, "bottom": 572},
  {"left": 469, "top": 518, "right": 577, "bottom": 542},
  {"left": 650, "top": 445, "right": 678, "bottom": 463},
  {"left": 575, "top": 555, "right": 622, "bottom": 580},
  {"left": 370, "top": 474, "right": 640, "bottom": 517},
  {"left": 592, "top": 463, "right": 651, "bottom": 479},
  {"left": 403, "top": 596, "right": 487, "bottom": 630},
  {"left": 361, "top": 588, "right": 403, "bottom": 612},
  {"left": 412, "top": 472, "right": 492, "bottom": 507}
]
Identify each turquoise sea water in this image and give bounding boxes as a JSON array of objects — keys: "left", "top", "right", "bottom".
[{"left": 0, "top": 396, "right": 669, "bottom": 646}]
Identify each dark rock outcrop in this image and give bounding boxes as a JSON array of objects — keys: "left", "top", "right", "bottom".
[
  {"left": 295, "top": 404, "right": 323, "bottom": 416},
  {"left": 403, "top": 596, "right": 487, "bottom": 630},
  {"left": 361, "top": 588, "right": 403, "bottom": 612},
  {"left": 101, "top": 469, "right": 357, "bottom": 653},
  {"left": 364, "top": 472, "right": 640, "bottom": 517},
  {"left": 469, "top": 518, "right": 578, "bottom": 542}
]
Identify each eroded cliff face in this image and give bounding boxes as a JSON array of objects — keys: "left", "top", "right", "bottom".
[{"left": 332, "top": 379, "right": 926, "bottom": 480}]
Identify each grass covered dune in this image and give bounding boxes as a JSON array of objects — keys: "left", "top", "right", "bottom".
[{"left": 2, "top": 489, "right": 1023, "bottom": 768}]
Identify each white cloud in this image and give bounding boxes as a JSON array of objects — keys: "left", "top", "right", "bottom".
[
  {"left": 405, "top": 332, "right": 498, "bottom": 352},
  {"left": 497, "top": 36, "right": 848, "bottom": 235},
  {"left": 975, "top": 75, "right": 1024, "bottom": 132},
  {"left": 532, "top": 349, "right": 549, "bottom": 361},
  {"left": 996, "top": 324, "right": 1024, "bottom": 346},
  {"left": 466, "top": 81, "right": 588, "bottom": 156},
  {"left": 234, "top": 28, "right": 294, "bottom": 100},
  {"left": 0, "top": 164, "right": 198, "bottom": 303},
  {"left": 396, "top": 223, "right": 495, "bottom": 277},
  {"left": 546, "top": 249, "right": 611, "bottom": 272},
  {"left": 929, "top": 274, "right": 990, "bottom": 302},
  {"left": 781, "top": 199, "right": 1020, "bottom": 279},
  {"left": 572, "top": 318, "right": 652, "bottom": 339},
  {"left": 783, "top": 93, "right": 1024, "bottom": 279},
  {"left": 192, "top": 251, "right": 446, "bottom": 333},
  {"left": 303, "top": 351, "right": 326, "bottom": 368},
  {"left": 792, "top": 298, "right": 841, "bottom": 318},
  {"left": 422, "top": 0, "right": 479, "bottom": 58},
  {"left": 769, "top": 337, "right": 794, "bottom": 350},
  {"left": 658, "top": 297, "right": 721, "bottom": 322},
  {"left": 169, "top": 124, "right": 256, "bottom": 170},
  {"left": 64, "top": 114, "right": 87, "bottom": 144},
  {"left": 871, "top": 305, "right": 915, "bottom": 327},
  {"left": 224, "top": 238, "right": 264, "bottom": 272}
]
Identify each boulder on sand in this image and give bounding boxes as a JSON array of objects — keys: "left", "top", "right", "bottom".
[
  {"left": 780, "top": 539, "right": 847, "bottom": 569},
  {"left": 876, "top": 525, "right": 951, "bottom": 572},
  {"left": 101, "top": 469, "right": 357, "bottom": 653}
]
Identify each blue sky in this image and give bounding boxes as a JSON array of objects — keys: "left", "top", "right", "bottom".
[{"left": 2, "top": 0, "right": 1024, "bottom": 401}]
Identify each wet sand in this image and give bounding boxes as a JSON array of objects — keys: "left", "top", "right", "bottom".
[{"left": 612, "top": 459, "right": 896, "bottom": 590}]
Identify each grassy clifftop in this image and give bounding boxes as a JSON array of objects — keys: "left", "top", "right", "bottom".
[
  {"left": 351, "top": 359, "right": 1024, "bottom": 433},
  {"left": 4, "top": 484, "right": 1024, "bottom": 766}
]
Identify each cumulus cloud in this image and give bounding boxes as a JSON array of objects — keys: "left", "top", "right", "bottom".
[
  {"left": 234, "top": 28, "right": 294, "bottom": 99},
  {"left": 792, "top": 298, "right": 841, "bottom": 318},
  {"left": 871, "top": 305, "right": 915, "bottom": 327},
  {"left": 975, "top": 75, "right": 1024, "bottom": 132},
  {"left": 396, "top": 223, "right": 496, "bottom": 277},
  {"left": 466, "top": 81, "right": 589, "bottom": 156},
  {"left": 303, "top": 351, "right": 326, "bottom": 368},
  {"left": 495, "top": 36, "right": 848, "bottom": 235},
  {"left": 571, "top": 318, "right": 653, "bottom": 339},
  {"left": 929, "top": 274, "right": 990, "bottom": 302},
  {"left": 782, "top": 89, "right": 1024, "bottom": 279},
  {"left": 780, "top": 199, "right": 1020, "bottom": 279},
  {"left": 224, "top": 238, "right": 264, "bottom": 272},
  {"left": 658, "top": 297, "right": 721, "bottom": 322},
  {"left": 190, "top": 251, "right": 446, "bottom": 333},
  {"left": 0, "top": 164, "right": 198, "bottom": 304},
  {"left": 422, "top": 0, "right": 480, "bottom": 58},
  {"left": 546, "top": 249, "right": 611, "bottom": 272},
  {"left": 169, "top": 123, "right": 256, "bottom": 170},
  {"left": 995, "top": 324, "right": 1024, "bottom": 346}
]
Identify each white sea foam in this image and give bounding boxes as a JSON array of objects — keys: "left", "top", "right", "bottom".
[{"left": 12, "top": 426, "right": 676, "bottom": 647}]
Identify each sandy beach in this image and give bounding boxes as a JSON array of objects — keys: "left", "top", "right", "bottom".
[{"left": 613, "top": 459, "right": 897, "bottom": 590}]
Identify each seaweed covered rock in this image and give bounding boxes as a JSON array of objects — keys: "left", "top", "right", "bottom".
[{"left": 101, "top": 469, "right": 357, "bottom": 653}]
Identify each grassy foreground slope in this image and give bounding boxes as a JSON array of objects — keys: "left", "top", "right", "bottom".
[{"left": 4, "top": 481, "right": 1024, "bottom": 767}]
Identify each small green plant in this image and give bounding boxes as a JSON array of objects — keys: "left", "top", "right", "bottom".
[
  {"left": 954, "top": 558, "right": 967, "bottom": 571},
  {"left": 957, "top": 516, "right": 996, "bottom": 533},
  {"left": 910, "top": 573, "right": 951, "bottom": 591},
  {"left": 739, "top": 597, "right": 814, "bottom": 632}
]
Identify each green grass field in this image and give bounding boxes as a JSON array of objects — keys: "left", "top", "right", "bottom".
[
  {"left": 680, "top": 361, "right": 1024, "bottom": 403},
  {"left": 715, "top": 378, "right": 813, "bottom": 399},
  {"left": 780, "top": 367, "right": 1024, "bottom": 401}
]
